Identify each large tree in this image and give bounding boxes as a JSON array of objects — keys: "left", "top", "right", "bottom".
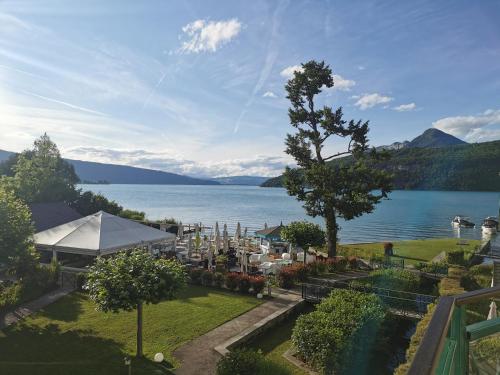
[
  {"left": 10, "top": 133, "right": 79, "bottom": 203},
  {"left": 283, "top": 60, "right": 392, "bottom": 257},
  {"left": 0, "top": 187, "right": 38, "bottom": 276},
  {"left": 85, "top": 250, "right": 187, "bottom": 357}
]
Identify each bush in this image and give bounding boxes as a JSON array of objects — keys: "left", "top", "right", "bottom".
[
  {"left": 294, "top": 263, "right": 309, "bottom": 281},
  {"left": 238, "top": 274, "right": 251, "bottom": 294},
  {"left": 334, "top": 257, "right": 348, "bottom": 272},
  {"left": 369, "top": 268, "right": 419, "bottom": 292},
  {"left": 347, "top": 256, "right": 358, "bottom": 270},
  {"left": 277, "top": 267, "right": 297, "bottom": 289},
  {"left": 213, "top": 272, "right": 225, "bottom": 288},
  {"left": 225, "top": 273, "right": 239, "bottom": 291},
  {"left": 292, "top": 289, "right": 385, "bottom": 374},
  {"left": 201, "top": 270, "right": 214, "bottom": 286},
  {"left": 189, "top": 268, "right": 204, "bottom": 285},
  {"left": 250, "top": 276, "right": 265, "bottom": 294},
  {"left": 216, "top": 349, "right": 291, "bottom": 375},
  {"left": 446, "top": 250, "right": 465, "bottom": 266}
]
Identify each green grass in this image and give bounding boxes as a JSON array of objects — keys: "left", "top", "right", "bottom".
[
  {"left": 339, "top": 238, "right": 481, "bottom": 265},
  {"left": 0, "top": 286, "right": 262, "bottom": 375},
  {"left": 247, "top": 307, "right": 314, "bottom": 375}
]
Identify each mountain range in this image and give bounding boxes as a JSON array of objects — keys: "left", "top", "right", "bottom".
[
  {"left": 261, "top": 129, "right": 500, "bottom": 191},
  {"left": 0, "top": 151, "right": 270, "bottom": 186}
]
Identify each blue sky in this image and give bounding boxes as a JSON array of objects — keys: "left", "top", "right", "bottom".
[{"left": 1, "top": 0, "right": 499, "bottom": 177}]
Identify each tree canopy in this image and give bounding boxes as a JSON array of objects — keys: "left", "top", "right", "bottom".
[
  {"left": 281, "top": 221, "right": 325, "bottom": 249},
  {"left": 283, "top": 60, "right": 392, "bottom": 257},
  {"left": 85, "top": 250, "right": 187, "bottom": 356},
  {"left": 2, "top": 134, "right": 79, "bottom": 204},
  {"left": 0, "top": 187, "right": 38, "bottom": 276}
]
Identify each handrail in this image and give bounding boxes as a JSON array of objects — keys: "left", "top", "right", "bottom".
[{"left": 408, "top": 285, "right": 500, "bottom": 375}]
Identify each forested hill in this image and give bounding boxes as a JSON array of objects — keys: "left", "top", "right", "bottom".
[
  {"left": 0, "top": 151, "right": 218, "bottom": 185},
  {"left": 261, "top": 140, "right": 500, "bottom": 191}
]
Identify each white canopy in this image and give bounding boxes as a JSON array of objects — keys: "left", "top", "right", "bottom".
[{"left": 34, "top": 211, "right": 175, "bottom": 256}]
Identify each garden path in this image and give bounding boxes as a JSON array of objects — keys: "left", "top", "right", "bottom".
[
  {"left": 0, "top": 286, "right": 74, "bottom": 330},
  {"left": 173, "top": 289, "right": 302, "bottom": 375}
]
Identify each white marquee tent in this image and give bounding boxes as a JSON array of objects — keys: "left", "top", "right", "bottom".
[{"left": 34, "top": 211, "right": 176, "bottom": 257}]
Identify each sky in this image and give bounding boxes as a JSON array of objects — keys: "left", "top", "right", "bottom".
[{"left": 1, "top": 0, "right": 499, "bottom": 178}]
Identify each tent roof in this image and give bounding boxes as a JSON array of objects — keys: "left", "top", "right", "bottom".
[
  {"left": 30, "top": 202, "right": 83, "bottom": 233},
  {"left": 255, "top": 224, "right": 284, "bottom": 240},
  {"left": 34, "top": 211, "right": 175, "bottom": 255}
]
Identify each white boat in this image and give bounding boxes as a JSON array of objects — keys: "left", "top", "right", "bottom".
[
  {"left": 481, "top": 217, "right": 498, "bottom": 234},
  {"left": 451, "top": 216, "right": 475, "bottom": 228}
]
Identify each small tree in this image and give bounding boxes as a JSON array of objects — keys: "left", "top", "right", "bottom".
[
  {"left": 283, "top": 61, "right": 392, "bottom": 257},
  {"left": 0, "top": 187, "right": 38, "bottom": 277},
  {"left": 281, "top": 221, "right": 325, "bottom": 263},
  {"left": 85, "top": 250, "right": 186, "bottom": 357},
  {"left": 7, "top": 133, "right": 80, "bottom": 203}
]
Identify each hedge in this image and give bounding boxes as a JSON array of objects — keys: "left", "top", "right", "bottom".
[
  {"left": 216, "top": 349, "right": 291, "bottom": 375},
  {"left": 292, "top": 289, "right": 385, "bottom": 374}
]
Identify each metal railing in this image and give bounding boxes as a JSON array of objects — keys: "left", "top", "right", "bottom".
[{"left": 408, "top": 285, "right": 500, "bottom": 375}]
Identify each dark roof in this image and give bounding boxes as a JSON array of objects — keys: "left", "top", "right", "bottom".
[
  {"left": 29, "top": 202, "right": 83, "bottom": 233},
  {"left": 255, "top": 224, "right": 284, "bottom": 239}
]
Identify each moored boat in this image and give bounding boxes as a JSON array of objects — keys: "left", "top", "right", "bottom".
[
  {"left": 451, "top": 215, "right": 475, "bottom": 228},
  {"left": 481, "top": 216, "right": 498, "bottom": 234}
]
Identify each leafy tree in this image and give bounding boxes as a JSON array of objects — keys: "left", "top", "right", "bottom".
[
  {"left": 281, "top": 221, "right": 325, "bottom": 263},
  {"left": 0, "top": 154, "right": 19, "bottom": 177},
  {"left": 71, "top": 191, "right": 122, "bottom": 216},
  {"left": 0, "top": 187, "right": 38, "bottom": 276},
  {"left": 6, "top": 134, "right": 80, "bottom": 203},
  {"left": 85, "top": 250, "right": 187, "bottom": 357},
  {"left": 283, "top": 60, "right": 392, "bottom": 257}
]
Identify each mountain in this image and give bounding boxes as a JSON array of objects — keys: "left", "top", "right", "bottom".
[
  {"left": 407, "top": 128, "right": 467, "bottom": 148},
  {"left": 211, "top": 176, "right": 271, "bottom": 186},
  {"left": 0, "top": 150, "right": 218, "bottom": 185},
  {"left": 377, "top": 128, "right": 466, "bottom": 151},
  {"left": 69, "top": 159, "right": 218, "bottom": 185},
  {"left": 260, "top": 138, "right": 500, "bottom": 191}
]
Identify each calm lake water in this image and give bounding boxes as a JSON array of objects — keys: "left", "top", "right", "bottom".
[{"left": 79, "top": 184, "right": 499, "bottom": 244}]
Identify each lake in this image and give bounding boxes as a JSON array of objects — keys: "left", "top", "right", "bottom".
[{"left": 79, "top": 184, "right": 499, "bottom": 244}]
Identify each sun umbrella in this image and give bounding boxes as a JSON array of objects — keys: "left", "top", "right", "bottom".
[
  {"left": 235, "top": 222, "right": 241, "bottom": 240},
  {"left": 223, "top": 226, "right": 229, "bottom": 253},
  {"left": 177, "top": 221, "right": 183, "bottom": 239},
  {"left": 243, "top": 227, "right": 248, "bottom": 238},
  {"left": 487, "top": 301, "right": 497, "bottom": 320},
  {"left": 215, "top": 224, "right": 221, "bottom": 254},
  {"left": 264, "top": 222, "right": 268, "bottom": 230},
  {"left": 187, "top": 236, "right": 192, "bottom": 259}
]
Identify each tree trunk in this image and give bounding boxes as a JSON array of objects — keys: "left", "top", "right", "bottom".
[
  {"left": 136, "top": 302, "right": 143, "bottom": 357},
  {"left": 325, "top": 209, "right": 337, "bottom": 258}
]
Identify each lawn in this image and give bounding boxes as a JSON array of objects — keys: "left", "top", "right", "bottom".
[
  {"left": 0, "top": 285, "right": 262, "bottom": 375},
  {"left": 246, "top": 307, "right": 313, "bottom": 375},
  {"left": 339, "top": 238, "right": 481, "bottom": 266}
]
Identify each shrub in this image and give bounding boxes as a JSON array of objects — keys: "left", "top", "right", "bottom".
[
  {"left": 347, "top": 256, "right": 358, "bottom": 270},
  {"left": 292, "top": 289, "right": 385, "bottom": 374},
  {"left": 213, "top": 272, "right": 225, "bottom": 288},
  {"left": 238, "top": 274, "right": 251, "bottom": 294},
  {"left": 250, "top": 276, "right": 265, "bottom": 294},
  {"left": 334, "top": 257, "right": 348, "bottom": 272},
  {"left": 216, "top": 349, "right": 291, "bottom": 375},
  {"left": 189, "top": 268, "right": 204, "bottom": 285},
  {"left": 278, "top": 267, "right": 297, "bottom": 289},
  {"left": 294, "top": 263, "right": 309, "bottom": 281},
  {"left": 201, "top": 270, "right": 214, "bottom": 286},
  {"left": 446, "top": 250, "right": 465, "bottom": 266},
  {"left": 369, "top": 268, "right": 419, "bottom": 292},
  {"left": 225, "top": 273, "right": 239, "bottom": 291}
]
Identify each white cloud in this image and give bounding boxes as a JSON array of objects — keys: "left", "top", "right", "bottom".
[
  {"left": 280, "top": 65, "right": 303, "bottom": 79},
  {"left": 354, "top": 93, "right": 393, "bottom": 110},
  {"left": 65, "top": 147, "right": 291, "bottom": 178},
  {"left": 393, "top": 102, "right": 416, "bottom": 112},
  {"left": 331, "top": 74, "right": 355, "bottom": 91},
  {"left": 432, "top": 109, "right": 500, "bottom": 142},
  {"left": 262, "top": 91, "right": 277, "bottom": 98},
  {"left": 179, "top": 18, "right": 242, "bottom": 53},
  {"left": 357, "top": 65, "right": 365, "bottom": 71}
]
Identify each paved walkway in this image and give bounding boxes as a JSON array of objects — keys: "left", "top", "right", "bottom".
[
  {"left": 173, "top": 290, "right": 302, "bottom": 375},
  {"left": 0, "top": 287, "right": 74, "bottom": 330}
]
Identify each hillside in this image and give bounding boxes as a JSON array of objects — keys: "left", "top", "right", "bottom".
[
  {"left": 0, "top": 150, "right": 218, "bottom": 185},
  {"left": 211, "top": 176, "right": 270, "bottom": 186},
  {"left": 261, "top": 140, "right": 500, "bottom": 191}
]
